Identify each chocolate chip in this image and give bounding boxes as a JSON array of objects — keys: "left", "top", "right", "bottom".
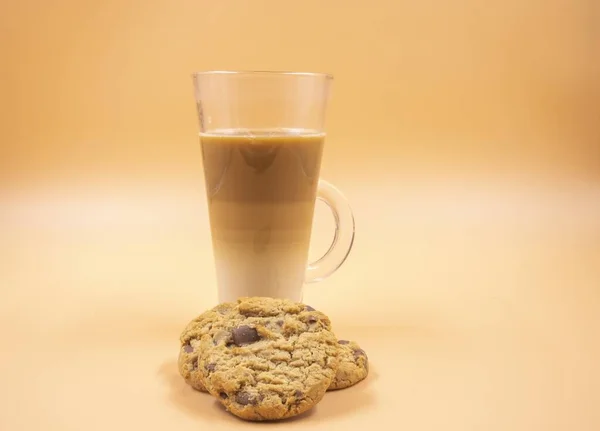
[
  {"left": 219, "top": 392, "right": 228, "bottom": 399},
  {"left": 305, "top": 305, "right": 315, "bottom": 311},
  {"left": 338, "top": 340, "right": 350, "bottom": 345},
  {"left": 294, "top": 390, "right": 303, "bottom": 398},
  {"left": 205, "top": 363, "right": 216, "bottom": 372},
  {"left": 183, "top": 343, "right": 193, "bottom": 353},
  {"left": 235, "top": 391, "right": 255, "bottom": 405},
  {"left": 353, "top": 349, "right": 367, "bottom": 360},
  {"left": 276, "top": 320, "right": 284, "bottom": 327},
  {"left": 307, "top": 316, "right": 318, "bottom": 324},
  {"left": 232, "top": 325, "right": 260, "bottom": 346}
]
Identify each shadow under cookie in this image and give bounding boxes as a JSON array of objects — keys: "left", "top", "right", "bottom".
[{"left": 310, "top": 363, "right": 378, "bottom": 419}]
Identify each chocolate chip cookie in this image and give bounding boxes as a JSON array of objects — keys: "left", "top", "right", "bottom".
[
  {"left": 328, "top": 340, "right": 369, "bottom": 390},
  {"left": 186, "top": 297, "right": 340, "bottom": 421}
]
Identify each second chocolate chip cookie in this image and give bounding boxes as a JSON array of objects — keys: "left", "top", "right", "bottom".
[{"left": 328, "top": 340, "right": 369, "bottom": 390}]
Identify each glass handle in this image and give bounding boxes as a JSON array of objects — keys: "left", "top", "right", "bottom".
[{"left": 305, "top": 179, "right": 355, "bottom": 283}]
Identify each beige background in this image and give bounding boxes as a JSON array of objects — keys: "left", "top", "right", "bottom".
[{"left": 1, "top": 1, "right": 599, "bottom": 430}]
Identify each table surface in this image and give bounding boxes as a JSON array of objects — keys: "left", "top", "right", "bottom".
[{"left": 1, "top": 182, "right": 599, "bottom": 430}]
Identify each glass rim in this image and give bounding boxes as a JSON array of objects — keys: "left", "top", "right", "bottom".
[{"left": 191, "top": 70, "right": 333, "bottom": 80}]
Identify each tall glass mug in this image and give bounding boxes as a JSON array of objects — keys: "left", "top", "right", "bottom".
[{"left": 192, "top": 71, "right": 354, "bottom": 303}]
